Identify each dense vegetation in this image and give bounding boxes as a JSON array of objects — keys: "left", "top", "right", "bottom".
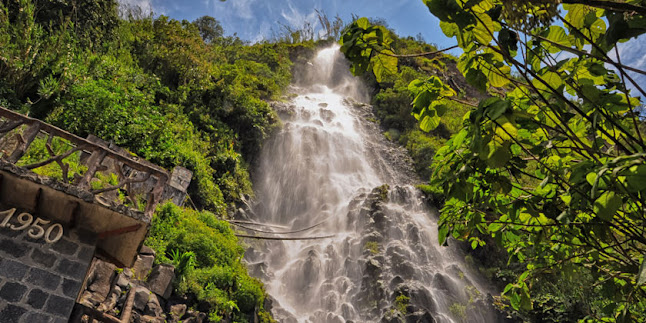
[
  {"left": 147, "top": 203, "right": 272, "bottom": 322},
  {"left": 341, "top": 0, "right": 646, "bottom": 322},
  {"left": 0, "top": 0, "right": 320, "bottom": 320}
]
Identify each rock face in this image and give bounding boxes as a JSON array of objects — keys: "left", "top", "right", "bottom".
[{"left": 74, "top": 248, "right": 208, "bottom": 323}]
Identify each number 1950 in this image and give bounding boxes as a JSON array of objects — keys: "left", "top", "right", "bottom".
[{"left": 0, "top": 208, "right": 64, "bottom": 243}]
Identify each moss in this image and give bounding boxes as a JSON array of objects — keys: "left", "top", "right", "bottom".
[
  {"left": 395, "top": 294, "right": 410, "bottom": 315},
  {"left": 449, "top": 303, "right": 467, "bottom": 321},
  {"left": 364, "top": 241, "right": 380, "bottom": 255}
]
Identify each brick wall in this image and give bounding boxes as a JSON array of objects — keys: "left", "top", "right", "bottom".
[{"left": 0, "top": 210, "right": 96, "bottom": 323}]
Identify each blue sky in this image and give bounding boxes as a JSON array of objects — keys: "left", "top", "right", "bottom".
[
  {"left": 119, "top": 0, "right": 645, "bottom": 100},
  {"left": 119, "top": 0, "right": 456, "bottom": 48}
]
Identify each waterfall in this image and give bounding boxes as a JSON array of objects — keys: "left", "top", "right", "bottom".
[{"left": 245, "top": 45, "right": 498, "bottom": 323}]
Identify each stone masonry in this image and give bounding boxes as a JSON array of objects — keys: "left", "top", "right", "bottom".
[{"left": 0, "top": 215, "right": 96, "bottom": 323}]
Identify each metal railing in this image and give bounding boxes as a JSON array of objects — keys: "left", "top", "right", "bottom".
[{"left": 0, "top": 106, "right": 169, "bottom": 218}]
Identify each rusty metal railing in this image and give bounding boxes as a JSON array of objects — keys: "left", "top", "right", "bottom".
[{"left": 0, "top": 106, "right": 169, "bottom": 218}]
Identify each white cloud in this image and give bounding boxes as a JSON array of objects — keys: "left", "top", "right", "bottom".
[
  {"left": 118, "top": 0, "right": 154, "bottom": 14},
  {"left": 231, "top": 0, "right": 255, "bottom": 20},
  {"left": 280, "top": 1, "right": 319, "bottom": 27}
]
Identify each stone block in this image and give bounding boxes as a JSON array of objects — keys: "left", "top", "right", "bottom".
[
  {"left": 51, "top": 237, "right": 79, "bottom": 255},
  {"left": 23, "top": 311, "right": 52, "bottom": 322},
  {"left": 115, "top": 272, "right": 131, "bottom": 289},
  {"left": 0, "top": 282, "right": 27, "bottom": 302},
  {"left": 62, "top": 278, "right": 83, "bottom": 298},
  {"left": 168, "top": 303, "right": 187, "bottom": 323},
  {"left": 133, "top": 254, "right": 155, "bottom": 280},
  {"left": 86, "top": 259, "right": 116, "bottom": 300},
  {"left": 26, "top": 288, "right": 49, "bottom": 309},
  {"left": 26, "top": 267, "right": 61, "bottom": 291},
  {"left": 144, "top": 293, "right": 163, "bottom": 317},
  {"left": 133, "top": 286, "right": 152, "bottom": 311},
  {"left": 56, "top": 258, "right": 87, "bottom": 278},
  {"left": 0, "top": 304, "right": 28, "bottom": 323},
  {"left": 170, "top": 166, "right": 192, "bottom": 191},
  {"left": 0, "top": 238, "right": 31, "bottom": 259},
  {"left": 77, "top": 245, "right": 96, "bottom": 263},
  {"left": 0, "top": 258, "right": 28, "bottom": 280},
  {"left": 140, "top": 245, "right": 156, "bottom": 256},
  {"left": 30, "top": 248, "right": 56, "bottom": 268},
  {"left": 146, "top": 264, "right": 175, "bottom": 299},
  {"left": 98, "top": 284, "right": 121, "bottom": 313},
  {"left": 45, "top": 294, "right": 74, "bottom": 317}
]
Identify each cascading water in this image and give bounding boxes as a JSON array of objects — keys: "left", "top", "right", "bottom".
[{"left": 243, "top": 45, "right": 499, "bottom": 323}]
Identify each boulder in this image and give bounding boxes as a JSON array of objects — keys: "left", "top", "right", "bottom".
[
  {"left": 87, "top": 260, "right": 117, "bottom": 300},
  {"left": 115, "top": 272, "right": 131, "bottom": 289},
  {"left": 146, "top": 264, "right": 175, "bottom": 299},
  {"left": 167, "top": 303, "right": 187, "bottom": 323},
  {"left": 97, "top": 285, "right": 121, "bottom": 312},
  {"left": 133, "top": 255, "right": 155, "bottom": 280},
  {"left": 133, "top": 286, "right": 152, "bottom": 311},
  {"left": 139, "top": 245, "right": 156, "bottom": 257},
  {"left": 144, "top": 293, "right": 164, "bottom": 318}
]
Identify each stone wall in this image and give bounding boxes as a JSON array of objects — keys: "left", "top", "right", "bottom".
[{"left": 0, "top": 213, "right": 96, "bottom": 323}]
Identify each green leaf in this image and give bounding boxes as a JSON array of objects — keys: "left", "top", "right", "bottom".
[
  {"left": 420, "top": 110, "right": 441, "bottom": 131},
  {"left": 626, "top": 165, "right": 646, "bottom": 192},
  {"left": 372, "top": 51, "right": 398, "bottom": 83},
  {"left": 488, "top": 64, "right": 511, "bottom": 87},
  {"left": 356, "top": 17, "right": 370, "bottom": 29},
  {"left": 438, "top": 222, "right": 449, "bottom": 245},
  {"left": 533, "top": 71, "right": 562, "bottom": 92},
  {"left": 593, "top": 191, "right": 622, "bottom": 221},
  {"left": 488, "top": 222, "right": 503, "bottom": 232},
  {"left": 542, "top": 26, "right": 571, "bottom": 53},
  {"left": 472, "top": 12, "right": 494, "bottom": 45},
  {"left": 440, "top": 21, "right": 460, "bottom": 38},
  {"left": 638, "top": 256, "right": 646, "bottom": 285},
  {"left": 480, "top": 97, "right": 509, "bottom": 120}
]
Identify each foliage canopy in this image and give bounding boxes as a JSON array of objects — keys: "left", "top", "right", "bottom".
[{"left": 341, "top": 0, "right": 646, "bottom": 321}]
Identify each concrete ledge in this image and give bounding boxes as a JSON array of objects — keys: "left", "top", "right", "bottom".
[{"left": 0, "top": 161, "right": 149, "bottom": 267}]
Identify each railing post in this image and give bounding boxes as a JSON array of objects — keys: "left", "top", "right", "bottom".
[
  {"left": 144, "top": 175, "right": 167, "bottom": 218},
  {"left": 8, "top": 122, "right": 41, "bottom": 163},
  {"left": 77, "top": 149, "right": 108, "bottom": 190}
]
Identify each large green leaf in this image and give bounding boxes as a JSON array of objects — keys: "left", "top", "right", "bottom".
[
  {"left": 372, "top": 50, "right": 398, "bottom": 83},
  {"left": 638, "top": 255, "right": 646, "bottom": 285},
  {"left": 542, "top": 26, "right": 571, "bottom": 53},
  {"left": 593, "top": 191, "right": 622, "bottom": 221}
]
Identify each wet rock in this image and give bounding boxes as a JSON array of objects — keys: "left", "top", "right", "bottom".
[
  {"left": 392, "top": 260, "right": 416, "bottom": 279},
  {"left": 389, "top": 276, "right": 405, "bottom": 290},
  {"left": 146, "top": 264, "right": 175, "bottom": 299},
  {"left": 431, "top": 273, "right": 465, "bottom": 304},
  {"left": 319, "top": 108, "right": 335, "bottom": 122},
  {"left": 405, "top": 311, "right": 436, "bottom": 323}
]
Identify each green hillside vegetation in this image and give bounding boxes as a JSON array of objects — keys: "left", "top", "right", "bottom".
[
  {"left": 341, "top": 1, "right": 646, "bottom": 322},
  {"left": 0, "top": 0, "right": 321, "bottom": 321}
]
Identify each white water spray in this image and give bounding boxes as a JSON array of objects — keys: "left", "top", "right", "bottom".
[{"left": 245, "top": 45, "right": 497, "bottom": 323}]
